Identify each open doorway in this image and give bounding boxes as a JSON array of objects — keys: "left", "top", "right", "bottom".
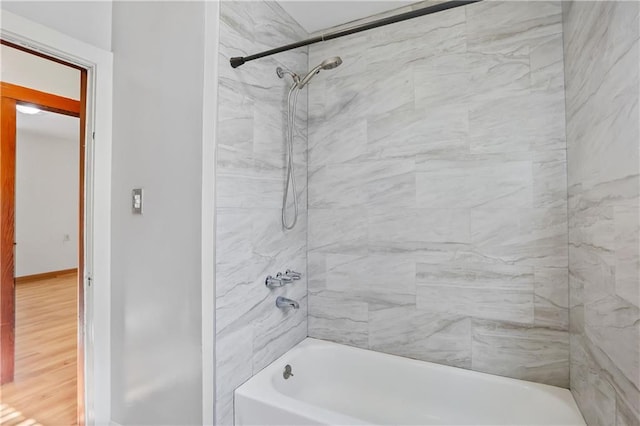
[
  {"left": 5, "top": 109, "right": 80, "bottom": 425},
  {"left": 1, "top": 42, "right": 86, "bottom": 426}
]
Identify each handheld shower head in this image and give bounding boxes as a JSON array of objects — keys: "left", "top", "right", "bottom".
[
  {"left": 280, "top": 55, "right": 342, "bottom": 230},
  {"left": 320, "top": 56, "right": 343, "bottom": 70},
  {"left": 298, "top": 56, "right": 342, "bottom": 89}
]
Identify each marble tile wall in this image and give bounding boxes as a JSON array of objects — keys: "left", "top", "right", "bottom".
[
  {"left": 215, "top": 2, "right": 309, "bottom": 424},
  {"left": 307, "top": 1, "right": 571, "bottom": 387},
  {"left": 563, "top": 2, "right": 640, "bottom": 424}
]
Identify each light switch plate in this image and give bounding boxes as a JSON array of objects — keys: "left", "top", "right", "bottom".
[{"left": 132, "top": 188, "right": 143, "bottom": 214}]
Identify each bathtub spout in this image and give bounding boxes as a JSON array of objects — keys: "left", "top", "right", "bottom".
[{"left": 276, "top": 296, "right": 299, "bottom": 310}]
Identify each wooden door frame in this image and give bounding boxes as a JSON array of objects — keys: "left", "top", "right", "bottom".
[{"left": 0, "top": 77, "right": 86, "bottom": 424}]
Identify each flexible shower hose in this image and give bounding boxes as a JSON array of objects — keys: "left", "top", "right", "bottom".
[{"left": 282, "top": 83, "right": 301, "bottom": 230}]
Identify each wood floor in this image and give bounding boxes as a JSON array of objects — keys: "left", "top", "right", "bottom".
[{"left": 1, "top": 273, "right": 77, "bottom": 426}]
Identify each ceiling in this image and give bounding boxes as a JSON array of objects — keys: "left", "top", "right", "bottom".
[
  {"left": 16, "top": 107, "right": 79, "bottom": 142},
  {"left": 278, "top": 1, "right": 415, "bottom": 33}
]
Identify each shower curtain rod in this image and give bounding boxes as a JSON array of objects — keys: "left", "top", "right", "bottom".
[{"left": 229, "top": 0, "right": 481, "bottom": 68}]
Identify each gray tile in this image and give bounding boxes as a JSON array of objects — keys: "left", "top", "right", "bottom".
[
  {"left": 364, "top": 159, "right": 416, "bottom": 208},
  {"left": 308, "top": 118, "right": 367, "bottom": 172},
  {"left": 564, "top": 1, "right": 640, "bottom": 418},
  {"left": 308, "top": 290, "right": 369, "bottom": 347},
  {"left": 215, "top": 277, "right": 269, "bottom": 334},
  {"left": 569, "top": 335, "right": 617, "bottom": 426},
  {"left": 416, "top": 154, "right": 533, "bottom": 209},
  {"left": 468, "top": 91, "right": 566, "bottom": 154},
  {"left": 585, "top": 296, "right": 640, "bottom": 389},
  {"left": 367, "top": 208, "right": 470, "bottom": 247},
  {"left": 366, "top": 6, "right": 466, "bottom": 67},
  {"left": 534, "top": 267, "right": 569, "bottom": 330},
  {"left": 216, "top": 170, "right": 283, "bottom": 209},
  {"left": 416, "top": 262, "right": 534, "bottom": 324},
  {"left": 252, "top": 294, "right": 308, "bottom": 373},
  {"left": 616, "top": 393, "right": 640, "bottom": 426},
  {"left": 216, "top": 325, "right": 253, "bottom": 400},
  {"left": 471, "top": 208, "right": 568, "bottom": 268},
  {"left": 307, "top": 252, "right": 327, "bottom": 291},
  {"left": 216, "top": 209, "right": 254, "bottom": 287},
  {"left": 530, "top": 33, "right": 565, "bottom": 92},
  {"left": 369, "top": 307, "right": 472, "bottom": 368},
  {"left": 367, "top": 103, "right": 469, "bottom": 160},
  {"left": 614, "top": 206, "right": 640, "bottom": 307},
  {"left": 414, "top": 54, "right": 470, "bottom": 110},
  {"left": 216, "top": 391, "right": 234, "bottom": 426},
  {"left": 216, "top": 82, "right": 254, "bottom": 169},
  {"left": 533, "top": 150, "right": 568, "bottom": 210},
  {"left": 306, "top": 0, "right": 570, "bottom": 391},
  {"left": 467, "top": 49, "right": 531, "bottom": 102},
  {"left": 466, "top": 1, "right": 562, "bottom": 55},
  {"left": 472, "top": 319, "right": 569, "bottom": 387},
  {"left": 308, "top": 208, "right": 368, "bottom": 254},
  {"left": 310, "top": 31, "right": 369, "bottom": 80},
  {"left": 216, "top": 1, "right": 309, "bottom": 420},
  {"left": 308, "top": 163, "right": 370, "bottom": 208},
  {"left": 322, "top": 65, "right": 414, "bottom": 123},
  {"left": 325, "top": 253, "right": 416, "bottom": 296},
  {"left": 251, "top": 208, "right": 307, "bottom": 273},
  {"left": 569, "top": 272, "right": 585, "bottom": 335}
]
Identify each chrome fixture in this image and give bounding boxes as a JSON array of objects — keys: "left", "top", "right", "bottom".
[
  {"left": 265, "top": 270, "right": 302, "bottom": 288},
  {"left": 285, "top": 269, "right": 302, "bottom": 280},
  {"left": 276, "top": 66, "right": 299, "bottom": 84},
  {"left": 276, "top": 272, "right": 294, "bottom": 282},
  {"left": 276, "top": 296, "right": 299, "bottom": 310},
  {"left": 279, "top": 57, "right": 343, "bottom": 230},
  {"left": 297, "top": 57, "right": 343, "bottom": 89},
  {"left": 283, "top": 364, "right": 294, "bottom": 380},
  {"left": 265, "top": 274, "right": 292, "bottom": 288}
]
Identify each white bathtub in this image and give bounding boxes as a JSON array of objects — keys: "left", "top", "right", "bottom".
[{"left": 235, "top": 338, "right": 585, "bottom": 425}]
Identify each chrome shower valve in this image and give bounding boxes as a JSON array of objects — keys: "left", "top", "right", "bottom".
[
  {"left": 265, "top": 275, "right": 284, "bottom": 288},
  {"left": 285, "top": 269, "right": 302, "bottom": 280},
  {"left": 276, "top": 272, "right": 294, "bottom": 282},
  {"left": 265, "top": 273, "right": 293, "bottom": 289}
]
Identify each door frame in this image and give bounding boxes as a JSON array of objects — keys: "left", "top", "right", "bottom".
[
  {"left": 1, "top": 12, "right": 113, "bottom": 425},
  {"left": 0, "top": 79, "right": 85, "bottom": 417}
]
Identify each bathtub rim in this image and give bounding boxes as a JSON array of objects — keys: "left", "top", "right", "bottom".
[{"left": 234, "top": 337, "right": 585, "bottom": 425}]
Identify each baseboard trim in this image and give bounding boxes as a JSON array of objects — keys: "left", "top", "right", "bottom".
[{"left": 15, "top": 268, "right": 78, "bottom": 284}]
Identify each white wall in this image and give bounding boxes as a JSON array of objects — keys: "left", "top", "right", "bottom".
[
  {"left": 1, "top": 1, "right": 112, "bottom": 51},
  {"left": 15, "top": 125, "right": 79, "bottom": 277},
  {"left": 0, "top": 44, "right": 81, "bottom": 100},
  {"left": 111, "top": 2, "right": 205, "bottom": 424}
]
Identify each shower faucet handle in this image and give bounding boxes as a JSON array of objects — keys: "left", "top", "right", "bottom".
[
  {"left": 285, "top": 269, "right": 302, "bottom": 280},
  {"left": 276, "top": 272, "right": 294, "bottom": 282},
  {"left": 265, "top": 275, "right": 285, "bottom": 288},
  {"left": 265, "top": 273, "right": 294, "bottom": 289}
]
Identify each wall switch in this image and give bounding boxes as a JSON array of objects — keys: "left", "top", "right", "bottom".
[{"left": 132, "top": 188, "right": 143, "bottom": 214}]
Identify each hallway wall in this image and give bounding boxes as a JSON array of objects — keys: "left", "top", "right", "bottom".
[{"left": 15, "top": 128, "right": 79, "bottom": 277}]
